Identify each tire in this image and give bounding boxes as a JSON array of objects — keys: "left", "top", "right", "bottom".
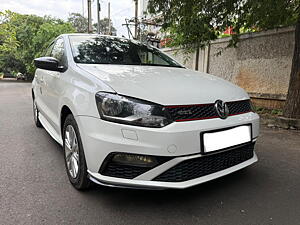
[
  {"left": 33, "top": 99, "right": 43, "bottom": 128},
  {"left": 63, "top": 114, "right": 91, "bottom": 190}
]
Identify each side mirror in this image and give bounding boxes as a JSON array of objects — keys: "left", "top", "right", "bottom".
[{"left": 34, "top": 57, "right": 65, "bottom": 72}]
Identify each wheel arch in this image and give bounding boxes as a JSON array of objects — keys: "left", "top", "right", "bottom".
[
  {"left": 32, "top": 89, "right": 34, "bottom": 100},
  {"left": 60, "top": 105, "right": 73, "bottom": 138}
]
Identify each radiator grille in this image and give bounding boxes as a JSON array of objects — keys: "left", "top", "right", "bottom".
[{"left": 166, "top": 100, "right": 252, "bottom": 121}]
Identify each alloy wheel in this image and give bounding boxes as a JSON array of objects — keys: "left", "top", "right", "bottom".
[{"left": 64, "top": 125, "right": 80, "bottom": 178}]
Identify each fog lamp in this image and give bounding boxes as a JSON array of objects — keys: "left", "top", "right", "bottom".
[{"left": 111, "top": 153, "right": 158, "bottom": 167}]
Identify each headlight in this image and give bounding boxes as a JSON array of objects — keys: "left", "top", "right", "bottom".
[{"left": 95, "top": 92, "right": 173, "bottom": 128}]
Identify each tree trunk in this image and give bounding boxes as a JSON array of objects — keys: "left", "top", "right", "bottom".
[{"left": 283, "top": 20, "right": 300, "bottom": 119}]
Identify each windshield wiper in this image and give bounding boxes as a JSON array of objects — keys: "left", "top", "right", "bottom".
[{"left": 140, "top": 63, "right": 184, "bottom": 68}]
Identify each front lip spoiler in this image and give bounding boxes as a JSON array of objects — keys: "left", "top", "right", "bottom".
[
  {"left": 88, "top": 174, "right": 166, "bottom": 190},
  {"left": 87, "top": 153, "right": 258, "bottom": 190}
]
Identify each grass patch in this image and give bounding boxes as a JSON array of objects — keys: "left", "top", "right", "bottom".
[{"left": 254, "top": 106, "right": 283, "bottom": 116}]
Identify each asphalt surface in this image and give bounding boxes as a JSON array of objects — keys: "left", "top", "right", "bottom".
[{"left": 0, "top": 81, "right": 300, "bottom": 225}]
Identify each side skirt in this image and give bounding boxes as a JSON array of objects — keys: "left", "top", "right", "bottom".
[{"left": 39, "top": 113, "right": 63, "bottom": 146}]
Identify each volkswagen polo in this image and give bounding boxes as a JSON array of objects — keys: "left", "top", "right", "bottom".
[{"left": 32, "top": 34, "right": 259, "bottom": 190}]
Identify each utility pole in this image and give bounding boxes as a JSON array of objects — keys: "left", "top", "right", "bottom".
[
  {"left": 82, "top": 0, "right": 85, "bottom": 17},
  {"left": 97, "top": 0, "right": 101, "bottom": 34},
  {"left": 134, "top": 0, "right": 138, "bottom": 39},
  {"left": 108, "top": 2, "right": 111, "bottom": 35},
  {"left": 87, "top": 0, "right": 93, "bottom": 33}
]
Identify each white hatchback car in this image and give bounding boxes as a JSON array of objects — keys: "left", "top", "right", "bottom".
[{"left": 32, "top": 34, "right": 259, "bottom": 190}]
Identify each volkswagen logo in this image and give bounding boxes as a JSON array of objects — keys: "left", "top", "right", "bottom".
[{"left": 214, "top": 100, "right": 229, "bottom": 119}]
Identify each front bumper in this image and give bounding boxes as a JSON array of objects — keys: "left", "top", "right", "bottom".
[
  {"left": 76, "top": 112, "right": 259, "bottom": 189},
  {"left": 88, "top": 152, "right": 257, "bottom": 190}
]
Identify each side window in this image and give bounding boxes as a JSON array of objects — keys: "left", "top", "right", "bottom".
[
  {"left": 138, "top": 49, "right": 169, "bottom": 66},
  {"left": 45, "top": 43, "right": 54, "bottom": 57},
  {"left": 51, "top": 38, "right": 65, "bottom": 65}
]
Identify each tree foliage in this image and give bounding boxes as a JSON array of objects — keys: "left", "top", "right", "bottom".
[
  {"left": 148, "top": 0, "right": 299, "bottom": 50},
  {"left": 0, "top": 11, "right": 75, "bottom": 79},
  {"left": 0, "top": 11, "right": 19, "bottom": 53},
  {"left": 0, "top": 11, "right": 20, "bottom": 75},
  {"left": 67, "top": 13, "right": 117, "bottom": 35},
  {"left": 68, "top": 13, "right": 88, "bottom": 33},
  {"left": 93, "top": 18, "right": 117, "bottom": 35}
]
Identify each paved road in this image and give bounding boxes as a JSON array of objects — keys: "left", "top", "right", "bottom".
[{"left": 0, "top": 81, "right": 300, "bottom": 225}]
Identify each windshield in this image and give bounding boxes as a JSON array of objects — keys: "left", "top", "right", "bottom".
[{"left": 68, "top": 35, "right": 183, "bottom": 68}]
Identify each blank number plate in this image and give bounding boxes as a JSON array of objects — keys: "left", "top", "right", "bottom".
[{"left": 203, "top": 125, "right": 251, "bottom": 153}]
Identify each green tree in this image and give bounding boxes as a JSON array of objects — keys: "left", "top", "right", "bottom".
[
  {"left": 148, "top": 0, "right": 300, "bottom": 119},
  {"left": 68, "top": 13, "right": 88, "bottom": 33},
  {"left": 30, "top": 22, "right": 75, "bottom": 74},
  {"left": 93, "top": 18, "right": 117, "bottom": 35},
  {"left": 0, "top": 11, "right": 75, "bottom": 79},
  {"left": 0, "top": 11, "right": 19, "bottom": 54},
  {"left": 9, "top": 13, "right": 47, "bottom": 77},
  {"left": 0, "top": 11, "right": 20, "bottom": 74}
]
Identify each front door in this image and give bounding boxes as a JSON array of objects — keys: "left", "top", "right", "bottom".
[{"left": 42, "top": 38, "right": 67, "bottom": 135}]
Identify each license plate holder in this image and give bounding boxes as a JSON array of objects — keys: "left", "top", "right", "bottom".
[{"left": 200, "top": 124, "right": 252, "bottom": 154}]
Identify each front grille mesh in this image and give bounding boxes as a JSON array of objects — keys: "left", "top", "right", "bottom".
[
  {"left": 166, "top": 100, "right": 252, "bottom": 121},
  {"left": 101, "top": 163, "right": 151, "bottom": 179},
  {"left": 153, "top": 143, "right": 255, "bottom": 182},
  {"left": 227, "top": 100, "right": 252, "bottom": 115}
]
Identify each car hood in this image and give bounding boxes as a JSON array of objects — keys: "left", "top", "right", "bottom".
[{"left": 78, "top": 64, "right": 249, "bottom": 105}]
